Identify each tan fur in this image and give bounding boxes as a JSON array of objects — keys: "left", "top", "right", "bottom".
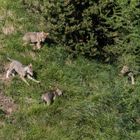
[
  {"left": 120, "top": 65, "right": 129, "bottom": 75},
  {"left": 23, "top": 31, "right": 49, "bottom": 49},
  {"left": 120, "top": 65, "right": 135, "bottom": 85},
  {"left": 128, "top": 72, "right": 135, "bottom": 85}
]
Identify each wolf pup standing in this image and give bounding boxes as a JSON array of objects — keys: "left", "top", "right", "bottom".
[
  {"left": 41, "top": 88, "right": 63, "bottom": 105},
  {"left": 23, "top": 31, "right": 49, "bottom": 49},
  {"left": 120, "top": 65, "right": 135, "bottom": 85}
]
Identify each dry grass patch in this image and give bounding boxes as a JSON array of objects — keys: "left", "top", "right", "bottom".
[{"left": 2, "top": 24, "right": 15, "bottom": 35}]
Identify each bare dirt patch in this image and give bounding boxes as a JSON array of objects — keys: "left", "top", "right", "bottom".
[
  {"left": 0, "top": 91, "right": 17, "bottom": 115},
  {"left": 0, "top": 62, "right": 17, "bottom": 115}
]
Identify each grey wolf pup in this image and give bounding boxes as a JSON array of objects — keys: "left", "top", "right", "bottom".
[
  {"left": 41, "top": 88, "right": 62, "bottom": 105},
  {"left": 23, "top": 31, "right": 49, "bottom": 49},
  {"left": 6, "top": 58, "right": 40, "bottom": 85}
]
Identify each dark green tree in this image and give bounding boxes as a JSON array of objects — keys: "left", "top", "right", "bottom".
[{"left": 22, "top": 0, "right": 140, "bottom": 66}]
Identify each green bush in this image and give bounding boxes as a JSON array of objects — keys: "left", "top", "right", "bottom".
[
  {"left": 22, "top": 0, "right": 140, "bottom": 65},
  {"left": 22, "top": 0, "right": 117, "bottom": 61}
]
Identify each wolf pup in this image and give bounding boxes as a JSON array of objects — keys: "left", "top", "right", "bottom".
[
  {"left": 120, "top": 65, "right": 135, "bottom": 85},
  {"left": 41, "top": 88, "right": 62, "bottom": 105},
  {"left": 23, "top": 31, "right": 49, "bottom": 49},
  {"left": 6, "top": 58, "right": 40, "bottom": 85}
]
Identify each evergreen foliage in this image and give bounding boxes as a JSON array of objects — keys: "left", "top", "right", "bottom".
[
  {"left": 22, "top": 0, "right": 140, "bottom": 66},
  {"left": 23, "top": 0, "right": 117, "bottom": 61}
]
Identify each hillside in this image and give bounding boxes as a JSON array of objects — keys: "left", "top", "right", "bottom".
[{"left": 0, "top": 0, "right": 140, "bottom": 140}]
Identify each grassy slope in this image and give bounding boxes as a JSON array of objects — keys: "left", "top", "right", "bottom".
[{"left": 0, "top": 1, "right": 140, "bottom": 140}]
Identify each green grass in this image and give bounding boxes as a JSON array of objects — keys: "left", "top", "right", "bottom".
[{"left": 0, "top": 0, "right": 140, "bottom": 140}]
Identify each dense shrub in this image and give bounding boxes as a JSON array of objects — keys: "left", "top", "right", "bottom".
[{"left": 22, "top": 0, "right": 140, "bottom": 65}]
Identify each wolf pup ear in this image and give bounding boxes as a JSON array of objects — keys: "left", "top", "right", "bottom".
[
  {"left": 28, "top": 63, "right": 32, "bottom": 68},
  {"left": 46, "top": 32, "right": 49, "bottom": 36}
]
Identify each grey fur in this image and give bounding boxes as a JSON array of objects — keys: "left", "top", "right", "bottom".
[
  {"left": 41, "top": 88, "right": 62, "bottom": 105},
  {"left": 6, "top": 58, "right": 40, "bottom": 85}
]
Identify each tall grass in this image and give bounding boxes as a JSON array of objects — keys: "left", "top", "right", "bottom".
[{"left": 0, "top": 0, "right": 139, "bottom": 140}]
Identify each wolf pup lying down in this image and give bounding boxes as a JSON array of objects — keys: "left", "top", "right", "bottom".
[
  {"left": 23, "top": 31, "right": 49, "bottom": 49},
  {"left": 6, "top": 58, "right": 40, "bottom": 85}
]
